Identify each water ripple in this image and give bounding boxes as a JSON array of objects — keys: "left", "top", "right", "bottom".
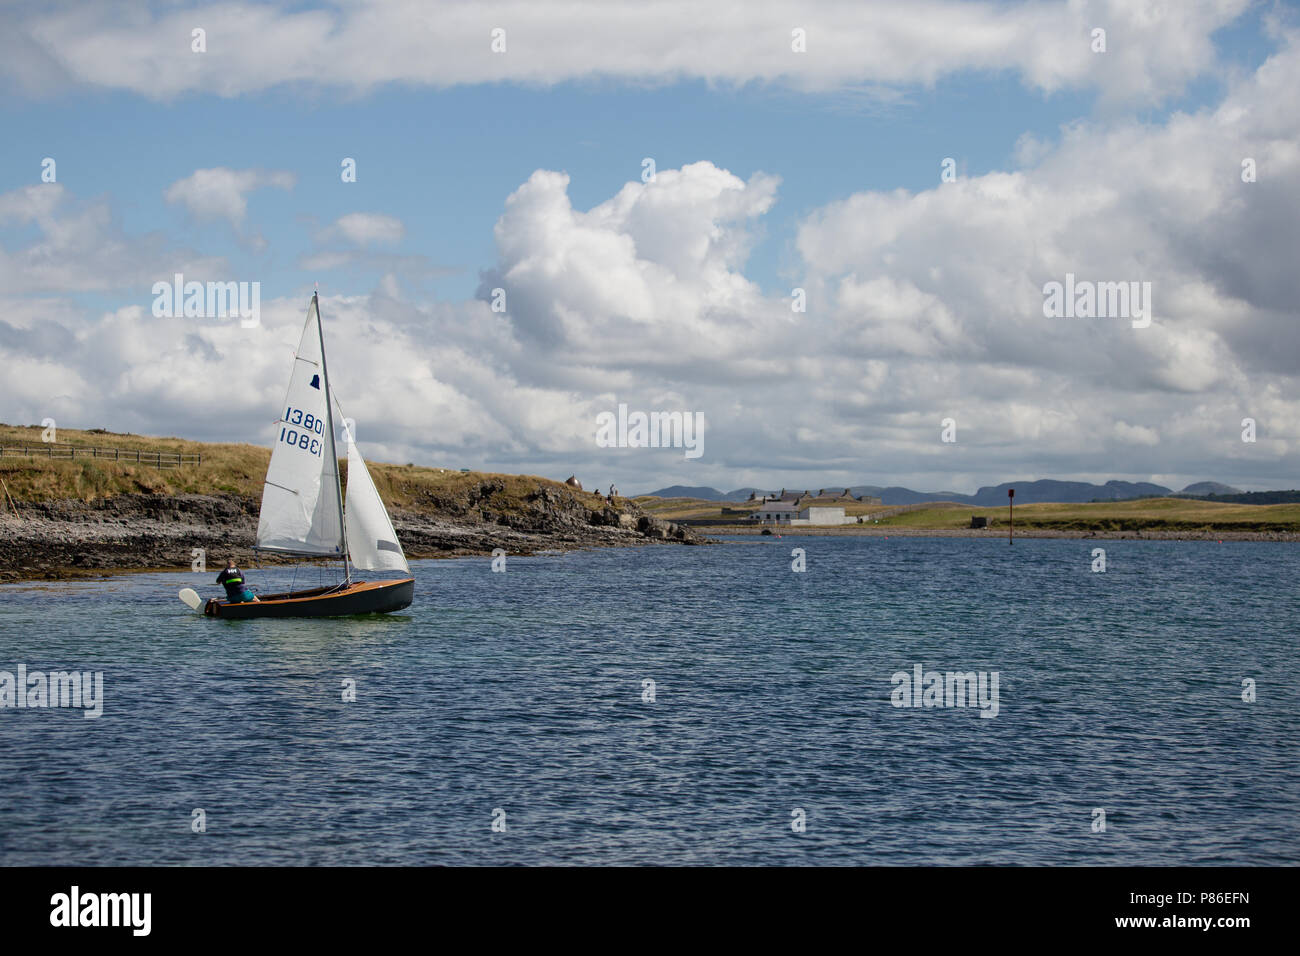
[{"left": 1, "top": 537, "right": 1297, "bottom": 864}]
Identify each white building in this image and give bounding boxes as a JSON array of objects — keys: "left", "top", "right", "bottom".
[
  {"left": 750, "top": 503, "right": 857, "bottom": 525},
  {"left": 796, "top": 506, "right": 848, "bottom": 525}
]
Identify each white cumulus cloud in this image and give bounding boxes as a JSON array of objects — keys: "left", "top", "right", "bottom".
[
  {"left": 163, "top": 167, "right": 296, "bottom": 226},
  {"left": 319, "top": 212, "right": 406, "bottom": 246}
]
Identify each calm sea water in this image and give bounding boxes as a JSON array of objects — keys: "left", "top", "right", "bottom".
[{"left": 1, "top": 536, "right": 1297, "bottom": 866}]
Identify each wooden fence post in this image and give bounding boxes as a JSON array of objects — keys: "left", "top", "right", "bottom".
[{"left": 2, "top": 443, "right": 205, "bottom": 466}]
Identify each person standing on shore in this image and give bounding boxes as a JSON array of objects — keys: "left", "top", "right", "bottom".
[{"left": 216, "top": 557, "right": 258, "bottom": 603}]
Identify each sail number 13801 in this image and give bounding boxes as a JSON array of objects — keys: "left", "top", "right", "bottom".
[{"left": 281, "top": 406, "right": 325, "bottom": 457}]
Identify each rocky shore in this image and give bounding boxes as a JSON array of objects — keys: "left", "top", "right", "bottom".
[{"left": 0, "top": 482, "right": 704, "bottom": 583}]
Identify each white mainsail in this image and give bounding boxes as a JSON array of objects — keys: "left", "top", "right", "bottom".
[
  {"left": 343, "top": 429, "right": 409, "bottom": 573},
  {"left": 255, "top": 295, "right": 345, "bottom": 556}
]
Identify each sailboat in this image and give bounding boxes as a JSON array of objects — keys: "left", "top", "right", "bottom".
[{"left": 181, "top": 293, "right": 414, "bottom": 618}]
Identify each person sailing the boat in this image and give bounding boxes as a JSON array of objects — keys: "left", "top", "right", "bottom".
[{"left": 216, "top": 556, "right": 258, "bottom": 603}]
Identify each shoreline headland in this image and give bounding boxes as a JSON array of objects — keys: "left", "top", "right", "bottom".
[{"left": 0, "top": 423, "right": 704, "bottom": 583}]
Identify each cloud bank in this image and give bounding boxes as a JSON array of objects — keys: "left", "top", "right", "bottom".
[
  {"left": 1, "top": 7, "right": 1297, "bottom": 494},
  {"left": 3, "top": 0, "right": 1250, "bottom": 106}
]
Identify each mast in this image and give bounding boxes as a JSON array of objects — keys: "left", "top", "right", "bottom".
[{"left": 314, "top": 291, "right": 351, "bottom": 584}]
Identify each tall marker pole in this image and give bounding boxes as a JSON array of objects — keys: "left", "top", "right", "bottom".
[{"left": 1008, "top": 488, "right": 1014, "bottom": 545}]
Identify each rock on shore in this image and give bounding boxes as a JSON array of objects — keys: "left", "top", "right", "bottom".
[{"left": 0, "top": 484, "right": 703, "bottom": 582}]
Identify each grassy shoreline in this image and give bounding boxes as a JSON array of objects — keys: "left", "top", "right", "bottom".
[
  {"left": 4, "top": 423, "right": 1295, "bottom": 582},
  {"left": 638, "top": 495, "right": 1300, "bottom": 537},
  {"left": 0, "top": 424, "right": 701, "bottom": 582}
]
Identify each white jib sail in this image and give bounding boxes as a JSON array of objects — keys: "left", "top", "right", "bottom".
[
  {"left": 255, "top": 296, "right": 345, "bottom": 555},
  {"left": 344, "top": 431, "right": 409, "bottom": 573}
]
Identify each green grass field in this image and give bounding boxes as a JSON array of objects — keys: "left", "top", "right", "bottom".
[
  {"left": 0, "top": 422, "right": 610, "bottom": 514},
  {"left": 873, "top": 499, "right": 1300, "bottom": 532}
]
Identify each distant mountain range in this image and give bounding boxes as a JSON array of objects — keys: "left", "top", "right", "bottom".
[{"left": 640, "top": 480, "right": 1256, "bottom": 505}]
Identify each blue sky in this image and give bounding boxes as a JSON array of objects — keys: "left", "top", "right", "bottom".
[
  {"left": 2, "top": 76, "right": 1098, "bottom": 303},
  {"left": 5, "top": 13, "right": 1267, "bottom": 307},
  {"left": 1, "top": 1, "right": 1298, "bottom": 494}
]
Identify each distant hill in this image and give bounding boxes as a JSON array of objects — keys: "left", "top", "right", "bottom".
[
  {"left": 848, "top": 480, "right": 1177, "bottom": 506},
  {"left": 638, "top": 478, "right": 1281, "bottom": 506},
  {"left": 968, "top": 480, "right": 1173, "bottom": 505},
  {"left": 1180, "top": 481, "right": 1243, "bottom": 496},
  {"left": 848, "top": 485, "right": 968, "bottom": 504},
  {"left": 642, "top": 485, "right": 730, "bottom": 501}
]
